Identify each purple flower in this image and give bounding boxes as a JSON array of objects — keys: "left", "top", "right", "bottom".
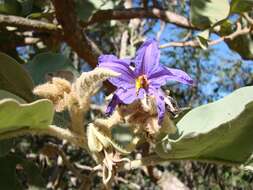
[{"left": 98, "top": 39, "right": 193, "bottom": 123}]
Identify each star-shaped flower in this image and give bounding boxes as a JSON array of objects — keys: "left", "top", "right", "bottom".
[{"left": 98, "top": 39, "right": 193, "bottom": 123}]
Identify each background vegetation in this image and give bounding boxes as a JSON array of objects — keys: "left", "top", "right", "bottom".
[{"left": 0, "top": 0, "right": 253, "bottom": 189}]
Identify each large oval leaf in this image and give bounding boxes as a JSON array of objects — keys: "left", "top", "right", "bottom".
[
  {"left": 0, "top": 99, "right": 54, "bottom": 133},
  {"left": 155, "top": 86, "right": 253, "bottom": 164},
  {"left": 0, "top": 90, "right": 26, "bottom": 157},
  {"left": 26, "top": 52, "right": 79, "bottom": 85},
  {"left": 190, "top": 0, "right": 230, "bottom": 29},
  {"left": 0, "top": 52, "right": 34, "bottom": 101}
]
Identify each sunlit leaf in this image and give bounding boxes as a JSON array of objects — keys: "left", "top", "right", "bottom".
[
  {"left": 196, "top": 29, "right": 210, "bottom": 50},
  {"left": 0, "top": 90, "right": 26, "bottom": 157},
  {"left": 0, "top": 99, "right": 54, "bottom": 134},
  {"left": 155, "top": 86, "right": 253, "bottom": 165},
  {"left": 190, "top": 0, "right": 230, "bottom": 29}
]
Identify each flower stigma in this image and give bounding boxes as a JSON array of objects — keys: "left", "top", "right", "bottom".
[{"left": 135, "top": 75, "right": 149, "bottom": 95}]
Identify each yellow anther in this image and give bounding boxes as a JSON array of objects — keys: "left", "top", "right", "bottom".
[{"left": 135, "top": 75, "right": 149, "bottom": 95}]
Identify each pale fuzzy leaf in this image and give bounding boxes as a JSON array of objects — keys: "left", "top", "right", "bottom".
[
  {"left": 87, "top": 124, "right": 104, "bottom": 153},
  {"left": 73, "top": 68, "right": 120, "bottom": 108},
  {"left": 33, "top": 77, "right": 72, "bottom": 112},
  {"left": 155, "top": 86, "right": 253, "bottom": 165}
]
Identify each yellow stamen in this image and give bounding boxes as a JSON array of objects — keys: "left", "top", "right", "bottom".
[{"left": 135, "top": 75, "right": 149, "bottom": 95}]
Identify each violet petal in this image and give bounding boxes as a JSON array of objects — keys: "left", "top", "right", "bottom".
[
  {"left": 149, "top": 66, "right": 194, "bottom": 86},
  {"left": 134, "top": 39, "right": 160, "bottom": 77},
  {"left": 115, "top": 87, "right": 139, "bottom": 104},
  {"left": 98, "top": 55, "right": 135, "bottom": 88},
  {"left": 106, "top": 94, "right": 121, "bottom": 115},
  {"left": 149, "top": 88, "right": 166, "bottom": 124}
]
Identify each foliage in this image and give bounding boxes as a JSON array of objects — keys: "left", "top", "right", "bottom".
[
  {"left": 0, "top": 0, "right": 253, "bottom": 189},
  {"left": 156, "top": 86, "right": 253, "bottom": 164}
]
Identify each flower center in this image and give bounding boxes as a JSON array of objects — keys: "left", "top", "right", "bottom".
[{"left": 135, "top": 75, "right": 149, "bottom": 95}]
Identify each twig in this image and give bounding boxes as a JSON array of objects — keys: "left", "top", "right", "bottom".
[
  {"left": 52, "top": 0, "right": 116, "bottom": 92},
  {"left": 160, "top": 22, "right": 251, "bottom": 49},
  {"left": 69, "top": 105, "right": 85, "bottom": 136},
  {"left": 75, "top": 163, "right": 141, "bottom": 189},
  {"left": 0, "top": 8, "right": 197, "bottom": 35},
  {"left": 0, "top": 125, "right": 88, "bottom": 150},
  {"left": 84, "top": 8, "right": 195, "bottom": 30},
  {"left": 52, "top": 0, "right": 101, "bottom": 68},
  {"left": 43, "top": 144, "right": 83, "bottom": 178},
  {"left": 0, "top": 14, "right": 61, "bottom": 32},
  {"left": 243, "top": 13, "right": 253, "bottom": 25},
  {"left": 156, "top": 20, "right": 165, "bottom": 41},
  {"left": 119, "top": 30, "right": 129, "bottom": 58},
  {"left": 42, "top": 144, "right": 93, "bottom": 190}
]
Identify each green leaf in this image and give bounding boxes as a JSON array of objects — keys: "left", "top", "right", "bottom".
[
  {"left": 75, "top": 0, "right": 114, "bottom": 21},
  {"left": 0, "top": 90, "right": 26, "bottom": 157},
  {"left": 26, "top": 52, "right": 79, "bottom": 85},
  {"left": 0, "top": 99, "right": 54, "bottom": 133},
  {"left": 220, "top": 18, "right": 253, "bottom": 60},
  {"left": 155, "top": 86, "right": 253, "bottom": 165},
  {"left": 0, "top": 155, "right": 46, "bottom": 190},
  {"left": 0, "top": 52, "right": 34, "bottom": 101},
  {"left": 196, "top": 29, "right": 210, "bottom": 50},
  {"left": 0, "top": 90, "right": 26, "bottom": 103},
  {"left": 230, "top": 0, "right": 253, "bottom": 13},
  {"left": 190, "top": 0, "right": 230, "bottom": 29},
  {"left": 226, "top": 33, "right": 253, "bottom": 60},
  {"left": 217, "top": 18, "right": 253, "bottom": 60},
  {"left": 0, "top": 0, "right": 21, "bottom": 15}
]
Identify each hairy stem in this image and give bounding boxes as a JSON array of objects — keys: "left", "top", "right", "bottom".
[
  {"left": 69, "top": 106, "right": 85, "bottom": 136},
  {"left": 0, "top": 125, "right": 88, "bottom": 150}
]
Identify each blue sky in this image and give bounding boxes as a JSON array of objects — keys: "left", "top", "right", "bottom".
[{"left": 145, "top": 21, "right": 253, "bottom": 105}]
